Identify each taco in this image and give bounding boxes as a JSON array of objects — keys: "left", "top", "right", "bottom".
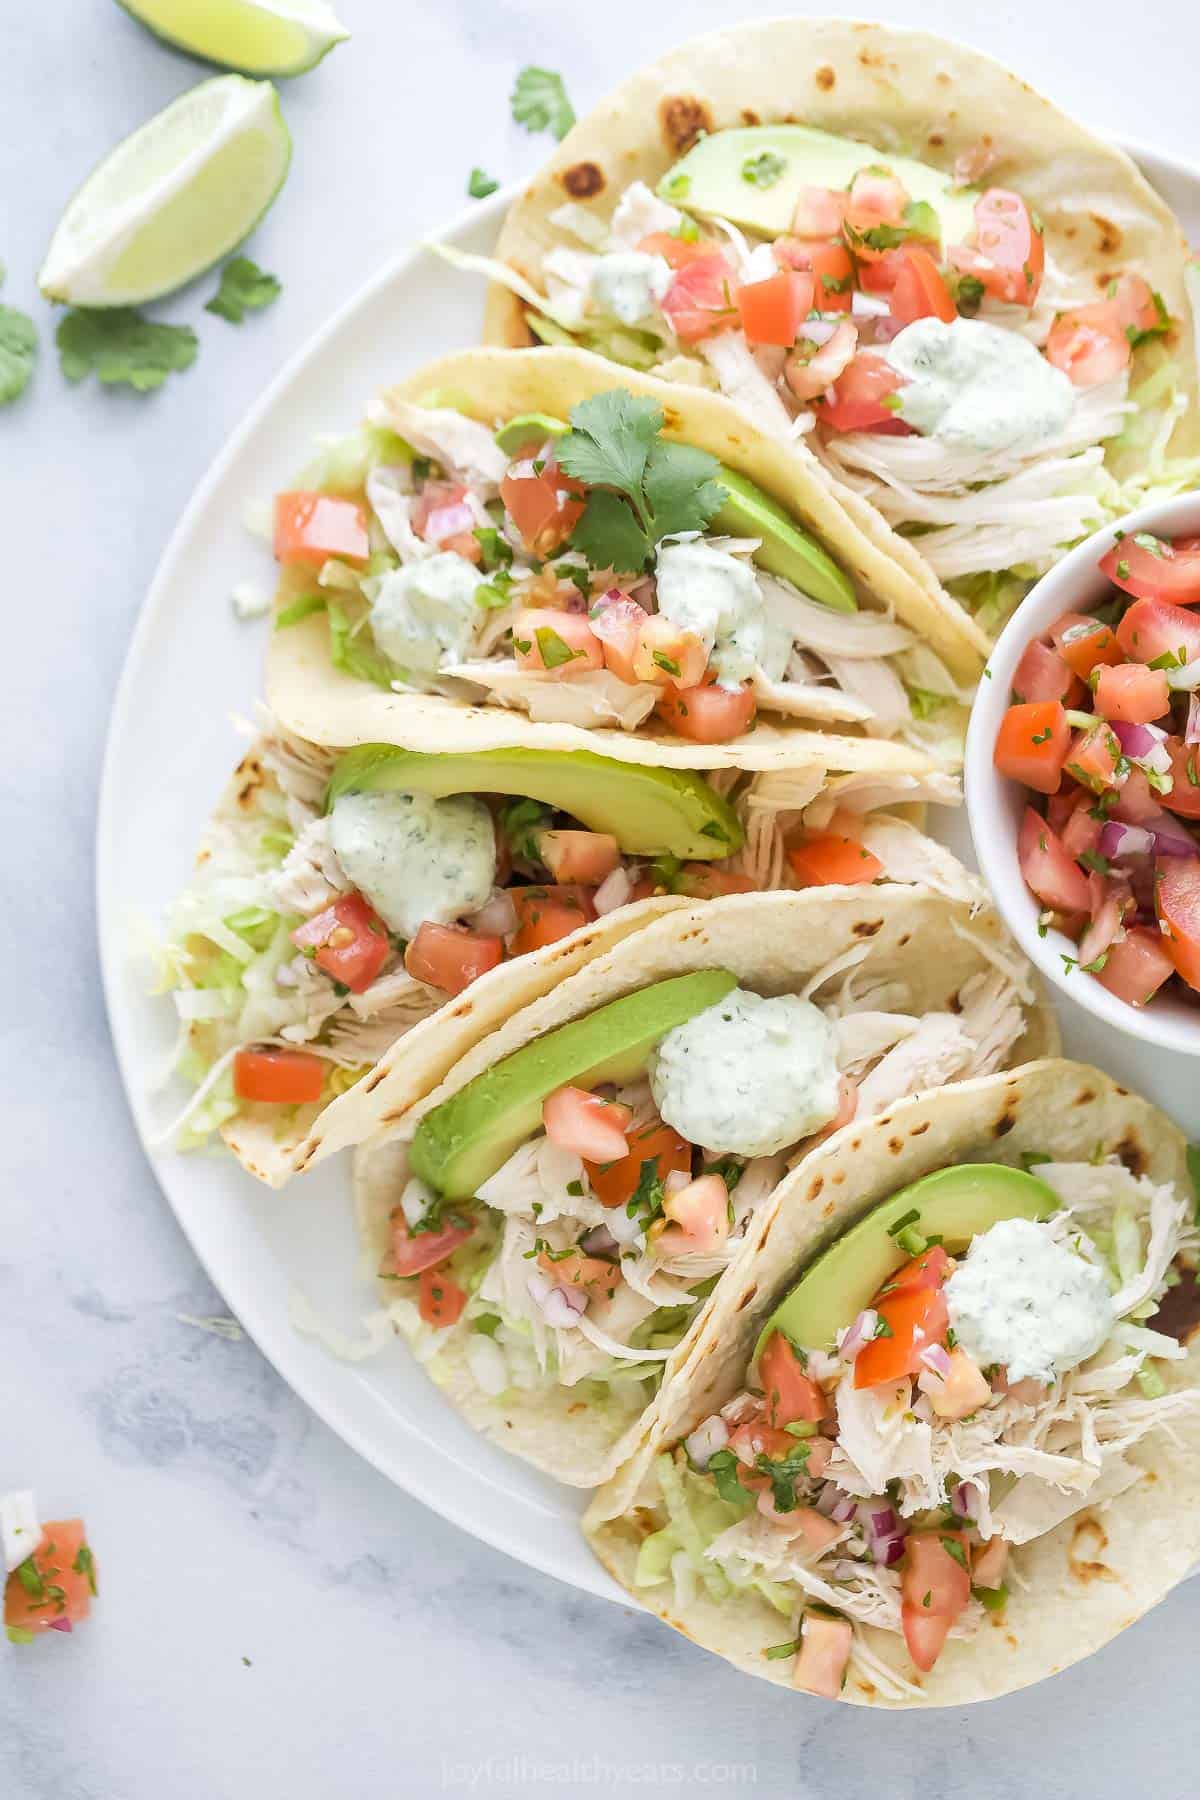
[
  {"left": 348, "top": 887, "right": 1055, "bottom": 1485},
  {"left": 155, "top": 720, "right": 975, "bottom": 1185},
  {"left": 264, "top": 346, "right": 991, "bottom": 787},
  {"left": 475, "top": 20, "right": 1200, "bottom": 638},
  {"left": 584, "top": 1062, "right": 1200, "bottom": 1706}
]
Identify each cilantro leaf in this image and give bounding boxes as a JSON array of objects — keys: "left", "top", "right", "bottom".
[
  {"left": 501, "top": 796, "right": 553, "bottom": 861},
  {"left": 205, "top": 257, "right": 281, "bottom": 324},
  {"left": 0, "top": 303, "right": 36, "bottom": 405},
  {"left": 326, "top": 601, "right": 398, "bottom": 689},
  {"left": 569, "top": 488, "right": 651, "bottom": 575},
  {"left": 626, "top": 1157, "right": 666, "bottom": 1225},
  {"left": 558, "top": 390, "right": 660, "bottom": 494},
  {"left": 756, "top": 1443, "right": 811, "bottom": 1513},
  {"left": 642, "top": 440, "right": 724, "bottom": 537},
  {"left": 511, "top": 67, "right": 576, "bottom": 142},
  {"left": 706, "top": 1449, "right": 752, "bottom": 1506},
  {"left": 468, "top": 168, "right": 500, "bottom": 200},
  {"left": 57, "top": 307, "right": 197, "bottom": 392}
]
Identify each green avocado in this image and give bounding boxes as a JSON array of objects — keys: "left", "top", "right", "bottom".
[
  {"left": 325, "top": 744, "right": 743, "bottom": 860},
  {"left": 494, "top": 412, "right": 570, "bottom": 456},
  {"left": 659, "top": 124, "right": 977, "bottom": 246},
  {"left": 711, "top": 469, "right": 856, "bottom": 613},
  {"left": 410, "top": 971, "right": 738, "bottom": 1199},
  {"left": 757, "top": 1163, "right": 1059, "bottom": 1356}
]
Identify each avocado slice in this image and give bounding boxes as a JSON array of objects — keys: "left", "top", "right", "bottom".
[
  {"left": 660, "top": 124, "right": 977, "bottom": 246},
  {"left": 711, "top": 470, "right": 856, "bottom": 613},
  {"left": 326, "top": 745, "right": 743, "bottom": 860},
  {"left": 757, "top": 1164, "right": 1059, "bottom": 1356},
  {"left": 410, "top": 971, "right": 738, "bottom": 1198},
  {"left": 494, "top": 412, "right": 570, "bottom": 456}
]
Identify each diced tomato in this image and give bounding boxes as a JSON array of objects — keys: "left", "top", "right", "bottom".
[
  {"left": 759, "top": 1495, "right": 843, "bottom": 1545},
  {"left": 787, "top": 831, "right": 884, "bottom": 887},
  {"left": 948, "top": 189, "right": 1043, "bottom": 306},
  {"left": 291, "top": 891, "right": 390, "bottom": 993},
  {"left": 1162, "top": 738, "right": 1200, "bottom": 818},
  {"left": 585, "top": 1119, "right": 691, "bottom": 1210},
  {"left": 501, "top": 458, "right": 585, "bottom": 556},
  {"left": 1097, "top": 926, "right": 1175, "bottom": 1006},
  {"left": 925, "top": 1347, "right": 992, "bottom": 1420},
  {"left": 901, "top": 1532, "right": 971, "bottom": 1671},
  {"left": 405, "top": 921, "right": 503, "bottom": 994},
  {"left": 589, "top": 592, "right": 646, "bottom": 683},
  {"left": 233, "top": 1046, "right": 326, "bottom": 1105},
  {"left": 671, "top": 863, "right": 757, "bottom": 900},
  {"left": 390, "top": 1208, "right": 473, "bottom": 1278},
  {"left": 1053, "top": 613, "right": 1123, "bottom": 679},
  {"left": 1157, "top": 857, "right": 1200, "bottom": 991},
  {"left": 655, "top": 681, "right": 756, "bottom": 743},
  {"left": 1017, "top": 806, "right": 1092, "bottom": 913},
  {"left": 542, "top": 1085, "right": 631, "bottom": 1162},
  {"left": 728, "top": 1419, "right": 798, "bottom": 1467},
  {"left": 1113, "top": 764, "right": 1165, "bottom": 824},
  {"left": 274, "top": 492, "right": 369, "bottom": 568},
  {"left": 1111, "top": 273, "right": 1167, "bottom": 344},
  {"left": 508, "top": 885, "right": 596, "bottom": 956},
  {"left": 774, "top": 237, "right": 855, "bottom": 313},
  {"left": 1101, "top": 534, "right": 1200, "bottom": 607},
  {"left": 971, "top": 1536, "right": 1010, "bottom": 1592},
  {"left": 812, "top": 353, "right": 907, "bottom": 433},
  {"left": 759, "top": 1331, "right": 828, "bottom": 1426},
  {"left": 889, "top": 247, "right": 956, "bottom": 325},
  {"left": 417, "top": 1265, "right": 467, "bottom": 1328},
  {"left": 783, "top": 319, "right": 859, "bottom": 403},
  {"left": 736, "top": 271, "right": 814, "bottom": 347},
  {"left": 1012, "top": 637, "right": 1081, "bottom": 707},
  {"left": 843, "top": 167, "right": 911, "bottom": 258},
  {"left": 1116, "top": 596, "right": 1200, "bottom": 668},
  {"left": 512, "top": 608, "right": 604, "bottom": 674},
  {"left": 656, "top": 1173, "right": 730, "bottom": 1255},
  {"left": 537, "top": 830, "right": 621, "bottom": 885},
  {"left": 882, "top": 1245, "right": 951, "bottom": 1296},
  {"left": 1046, "top": 301, "right": 1131, "bottom": 387},
  {"left": 853, "top": 1284, "right": 949, "bottom": 1388},
  {"left": 632, "top": 614, "right": 709, "bottom": 688},
  {"left": 659, "top": 252, "right": 738, "bottom": 344},
  {"left": 792, "top": 1613, "right": 853, "bottom": 1698},
  {"left": 1093, "top": 662, "right": 1170, "bottom": 725},
  {"left": 537, "top": 1247, "right": 621, "bottom": 1297},
  {"left": 1059, "top": 791, "right": 1102, "bottom": 863},
  {"left": 636, "top": 231, "right": 715, "bottom": 271},
  {"left": 4, "top": 1520, "right": 95, "bottom": 1638},
  {"left": 1066, "top": 723, "right": 1124, "bottom": 793},
  {"left": 791, "top": 186, "right": 847, "bottom": 238},
  {"left": 993, "top": 700, "right": 1070, "bottom": 795}
]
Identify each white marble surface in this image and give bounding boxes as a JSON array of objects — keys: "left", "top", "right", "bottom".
[{"left": 4, "top": 3, "right": 1200, "bottom": 1795}]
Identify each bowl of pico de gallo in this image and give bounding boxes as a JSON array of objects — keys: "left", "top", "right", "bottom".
[{"left": 966, "top": 490, "right": 1200, "bottom": 1053}]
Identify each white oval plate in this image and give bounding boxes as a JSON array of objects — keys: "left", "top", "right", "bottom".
[{"left": 96, "top": 143, "right": 1200, "bottom": 1605}]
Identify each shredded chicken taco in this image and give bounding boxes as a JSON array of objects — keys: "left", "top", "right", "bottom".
[
  {"left": 264, "top": 346, "right": 993, "bottom": 782},
  {"left": 584, "top": 1062, "right": 1200, "bottom": 1706},
  {"left": 474, "top": 20, "right": 1200, "bottom": 638},
  {"left": 346, "top": 888, "right": 1055, "bottom": 1485}
]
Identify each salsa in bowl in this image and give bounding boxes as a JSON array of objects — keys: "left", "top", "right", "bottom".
[{"left": 966, "top": 493, "right": 1200, "bottom": 1053}]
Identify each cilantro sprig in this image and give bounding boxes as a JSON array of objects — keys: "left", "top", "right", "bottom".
[
  {"left": 511, "top": 67, "right": 576, "bottom": 142},
  {"left": 556, "top": 391, "right": 726, "bottom": 574},
  {"left": 57, "top": 307, "right": 197, "bottom": 392},
  {"left": 205, "top": 257, "right": 281, "bottom": 325},
  {"left": 0, "top": 263, "right": 36, "bottom": 406}
]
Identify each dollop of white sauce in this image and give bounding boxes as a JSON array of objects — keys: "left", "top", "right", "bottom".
[
  {"left": 655, "top": 541, "right": 778, "bottom": 688},
  {"left": 329, "top": 790, "right": 496, "bottom": 939},
  {"left": 369, "top": 553, "right": 483, "bottom": 675},
  {"left": 649, "top": 987, "right": 840, "bottom": 1157},
  {"left": 945, "top": 1217, "right": 1112, "bottom": 1384},
  {"left": 589, "top": 251, "right": 672, "bottom": 325},
  {"left": 885, "top": 317, "right": 1074, "bottom": 454}
]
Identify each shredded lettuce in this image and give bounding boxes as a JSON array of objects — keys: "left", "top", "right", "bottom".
[{"left": 298, "top": 422, "right": 414, "bottom": 493}]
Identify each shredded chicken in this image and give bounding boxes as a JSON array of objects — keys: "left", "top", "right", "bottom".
[
  {"left": 443, "top": 661, "right": 660, "bottom": 730},
  {"left": 698, "top": 335, "right": 794, "bottom": 438},
  {"left": 368, "top": 396, "right": 509, "bottom": 496}
]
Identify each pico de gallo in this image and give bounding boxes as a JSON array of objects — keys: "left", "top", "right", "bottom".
[
  {"left": 993, "top": 529, "right": 1200, "bottom": 1011},
  {"left": 267, "top": 382, "right": 969, "bottom": 760},
  {"left": 3, "top": 1493, "right": 96, "bottom": 1643}
]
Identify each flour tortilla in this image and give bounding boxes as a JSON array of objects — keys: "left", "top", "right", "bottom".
[
  {"left": 485, "top": 19, "right": 1199, "bottom": 608},
  {"left": 265, "top": 347, "right": 991, "bottom": 783},
  {"left": 351, "top": 886, "right": 1057, "bottom": 1485},
  {"left": 584, "top": 1061, "right": 1199, "bottom": 1707}
]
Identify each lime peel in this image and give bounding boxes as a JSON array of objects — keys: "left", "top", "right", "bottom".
[{"left": 115, "top": 0, "right": 349, "bottom": 78}]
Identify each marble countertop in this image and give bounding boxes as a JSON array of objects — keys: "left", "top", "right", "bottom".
[{"left": 4, "top": 3, "right": 1200, "bottom": 1795}]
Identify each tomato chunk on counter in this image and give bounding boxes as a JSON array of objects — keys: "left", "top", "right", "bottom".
[
  {"left": 993, "top": 701, "right": 1070, "bottom": 794},
  {"left": 4, "top": 1521, "right": 96, "bottom": 1638}
]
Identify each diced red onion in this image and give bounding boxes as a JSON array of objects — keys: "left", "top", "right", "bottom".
[
  {"left": 859, "top": 1502, "right": 906, "bottom": 1565},
  {"left": 527, "top": 1271, "right": 587, "bottom": 1327},
  {"left": 1100, "top": 821, "right": 1153, "bottom": 861},
  {"left": 801, "top": 317, "right": 840, "bottom": 346},
  {"left": 422, "top": 499, "right": 475, "bottom": 544},
  {"left": 1153, "top": 823, "right": 1200, "bottom": 858},
  {"left": 46, "top": 1617, "right": 73, "bottom": 1633},
  {"left": 589, "top": 590, "right": 643, "bottom": 643},
  {"left": 851, "top": 290, "right": 891, "bottom": 320},
  {"left": 469, "top": 890, "right": 518, "bottom": 937},
  {"left": 1077, "top": 890, "right": 1124, "bottom": 968},
  {"left": 593, "top": 866, "right": 633, "bottom": 916},
  {"left": 684, "top": 1414, "right": 730, "bottom": 1470},
  {"left": 1187, "top": 692, "right": 1200, "bottom": 745},
  {"left": 1112, "top": 720, "right": 1168, "bottom": 757},
  {"left": 951, "top": 1481, "right": 979, "bottom": 1521},
  {"left": 581, "top": 1224, "right": 618, "bottom": 1257},
  {"left": 918, "top": 1341, "right": 952, "bottom": 1379},
  {"left": 837, "top": 1308, "right": 877, "bottom": 1361},
  {"left": 816, "top": 1485, "right": 858, "bottom": 1524}
]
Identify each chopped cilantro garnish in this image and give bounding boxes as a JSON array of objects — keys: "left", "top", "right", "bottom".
[
  {"left": 764, "top": 1638, "right": 800, "bottom": 1661},
  {"left": 940, "top": 1535, "right": 968, "bottom": 1570},
  {"left": 1079, "top": 850, "right": 1111, "bottom": 876},
  {"left": 707, "top": 1448, "right": 751, "bottom": 1506},
  {"left": 474, "top": 526, "right": 513, "bottom": 572},
  {"left": 274, "top": 592, "right": 327, "bottom": 630},
  {"left": 741, "top": 151, "right": 787, "bottom": 189},
  {"left": 57, "top": 306, "right": 197, "bottom": 391},
  {"left": 535, "top": 624, "right": 582, "bottom": 669},
  {"left": 0, "top": 300, "right": 36, "bottom": 405},
  {"left": 468, "top": 167, "right": 500, "bottom": 200},
  {"left": 511, "top": 66, "right": 575, "bottom": 141},
  {"left": 627, "top": 1157, "right": 666, "bottom": 1225},
  {"left": 205, "top": 257, "right": 281, "bottom": 324},
  {"left": 755, "top": 1442, "right": 812, "bottom": 1513}
]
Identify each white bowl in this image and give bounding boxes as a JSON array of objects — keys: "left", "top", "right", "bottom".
[{"left": 966, "top": 489, "right": 1200, "bottom": 1057}]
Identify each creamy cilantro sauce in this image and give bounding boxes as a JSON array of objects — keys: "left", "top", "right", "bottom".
[
  {"left": 649, "top": 987, "right": 840, "bottom": 1157},
  {"left": 945, "top": 1217, "right": 1112, "bottom": 1384},
  {"left": 369, "top": 553, "right": 483, "bottom": 674},
  {"left": 589, "top": 251, "right": 672, "bottom": 325},
  {"left": 885, "top": 317, "right": 1074, "bottom": 454},
  {"left": 655, "top": 541, "right": 786, "bottom": 687},
  {"left": 329, "top": 790, "right": 496, "bottom": 938}
]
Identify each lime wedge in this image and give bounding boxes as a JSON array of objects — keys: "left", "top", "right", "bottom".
[
  {"left": 39, "top": 75, "right": 291, "bottom": 307},
  {"left": 114, "top": 0, "right": 349, "bottom": 77}
]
